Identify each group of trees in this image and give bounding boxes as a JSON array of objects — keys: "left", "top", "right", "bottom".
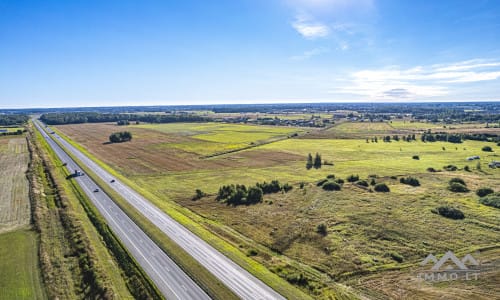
[
  {"left": 0, "top": 114, "right": 29, "bottom": 126},
  {"left": 306, "top": 153, "right": 322, "bottom": 169},
  {"left": 421, "top": 132, "right": 463, "bottom": 143},
  {"left": 367, "top": 134, "right": 416, "bottom": 143},
  {"left": 0, "top": 129, "right": 25, "bottom": 136},
  {"left": 109, "top": 131, "right": 132, "bottom": 143},
  {"left": 216, "top": 180, "right": 291, "bottom": 206},
  {"left": 40, "top": 112, "right": 208, "bottom": 125}
]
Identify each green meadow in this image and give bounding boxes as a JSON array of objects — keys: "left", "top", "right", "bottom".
[{"left": 58, "top": 120, "right": 500, "bottom": 299}]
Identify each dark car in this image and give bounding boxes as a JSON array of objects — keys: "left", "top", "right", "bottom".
[
  {"left": 110, "top": 179, "right": 115, "bottom": 183},
  {"left": 94, "top": 188, "right": 99, "bottom": 192}
]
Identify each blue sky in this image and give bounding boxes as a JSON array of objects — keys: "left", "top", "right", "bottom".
[{"left": 1, "top": 0, "right": 500, "bottom": 108}]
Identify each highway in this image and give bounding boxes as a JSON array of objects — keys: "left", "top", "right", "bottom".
[
  {"left": 36, "top": 120, "right": 286, "bottom": 300},
  {"left": 34, "top": 120, "right": 210, "bottom": 300}
]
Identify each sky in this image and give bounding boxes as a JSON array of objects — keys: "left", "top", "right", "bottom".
[{"left": 1, "top": 0, "right": 500, "bottom": 108}]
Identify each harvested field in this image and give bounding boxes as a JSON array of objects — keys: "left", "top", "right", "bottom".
[
  {"left": 0, "top": 137, "right": 30, "bottom": 233},
  {"left": 55, "top": 122, "right": 303, "bottom": 175}
]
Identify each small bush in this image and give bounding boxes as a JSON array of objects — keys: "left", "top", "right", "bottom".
[
  {"left": 476, "top": 187, "right": 494, "bottom": 197},
  {"left": 443, "top": 164, "right": 458, "bottom": 171},
  {"left": 326, "top": 174, "right": 335, "bottom": 179},
  {"left": 370, "top": 178, "right": 376, "bottom": 186},
  {"left": 435, "top": 206, "right": 465, "bottom": 219},
  {"left": 356, "top": 180, "right": 369, "bottom": 187},
  {"left": 482, "top": 146, "right": 493, "bottom": 152},
  {"left": 316, "top": 223, "right": 328, "bottom": 235},
  {"left": 247, "top": 249, "right": 258, "bottom": 256},
  {"left": 400, "top": 176, "right": 420, "bottom": 186},
  {"left": 449, "top": 177, "right": 466, "bottom": 186},
  {"left": 322, "top": 182, "right": 341, "bottom": 191},
  {"left": 192, "top": 189, "right": 207, "bottom": 200},
  {"left": 479, "top": 192, "right": 500, "bottom": 208},
  {"left": 390, "top": 176, "right": 397, "bottom": 180},
  {"left": 427, "top": 167, "right": 437, "bottom": 172},
  {"left": 464, "top": 165, "right": 471, "bottom": 172},
  {"left": 283, "top": 183, "right": 293, "bottom": 193},
  {"left": 299, "top": 182, "right": 305, "bottom": 189},
  {"left": 334, "top": 178, "right": 344, "bottom": 185},
  {"left": 412, "top": 155, "right": 420, "bottom": 160},
  {"left": 347, "top": 174, "right": 359, "bottom": 182},
  {"left": 374, "top": 183, "right": 390, "bottom": 192},
  {"left": 317, "top": 179, "right": 329, "bottom": 186},
  {"left": 388, "top": 251, "right": 404, "bottom": 263},
  {"left": 448, "top": 182, "right": 469, "bottom": 193}
]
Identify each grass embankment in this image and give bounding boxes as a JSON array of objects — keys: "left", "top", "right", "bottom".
[
  {"left": 28, "top": 126, "right": 136, "bottom": 299},
  {"left": 51, "top": 124, "right": 312, "bottom": 299},
  {"left": 0, "top": 229, "right": 46, "bottom": 300}
]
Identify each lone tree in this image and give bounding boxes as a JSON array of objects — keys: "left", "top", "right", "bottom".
[
  {"left": 313, "top": 153, "right": 322, "bottom": 169},
  {"left": 306, "top": 153, "right": 313, "bottom": 169}
]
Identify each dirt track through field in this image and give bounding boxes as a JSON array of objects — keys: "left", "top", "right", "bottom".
[{"left": 0, "top": 137, "right": 30, "bottom": 233}]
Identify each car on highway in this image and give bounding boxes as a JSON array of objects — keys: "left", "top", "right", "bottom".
[
  {"left": 110, "top": 179, "right": 115, "bottom": 183},
  {"left": 94, "top": 188, "right": 99, "bottom": 192}
]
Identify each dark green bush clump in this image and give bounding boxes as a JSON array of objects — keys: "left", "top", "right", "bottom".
[
  {"left": 316, "top": 223, "right": 328, "bottom": 235},
  {"left": 427, "top": 167, "right": 438, "bottom": 172},
  {"left": 347, "top": 174, "right": 359, "bottom": 182},
  {"left": 449, "top": 177, "right": 466, "bottom": 186},
  {"left": 482, "top": 146, "right": 493, "bottom": 152},
  {"left": 443, "top": 165, "right": 458, "bottom": 171},
  {"left": 322, "top": 182, "right": 341, "bottom": 191},
  {"left": 334, "top": 178, "right": 345, "bottom": 185},
  {"left": 479, "top": 192, "right": 500, "bottom": 208},
  {"left": 400, "top": 176, "right": 420, "bottom": 186},
  {"left": 109, "top": 131, "right": 132, "bottom": 143},
  {"left": 192, "top": 189, "right": 207, "bottom": 200},
  {"left": 316, "top": 179, "right": 329, "bottom": 187},
  {"left": 448, "top": 182, "right": 469, "bottom": 193},
  {"left": 326, "top": 174, "right": 335, "bottom": 179},
  {"left": 356, "top": 180, "right": 369, "bottom": 187},
  {"left": 435, "top": 206, "right": 465, "bottom": 219},
  {"left": 412, "top": 155, "right": 420, "bottom": 160},
  {"left": 476, "top": 187, "right": 494, "bottom": 197},
  {"left": 374, "top": 183, "right": 390, "bottom": 192}
]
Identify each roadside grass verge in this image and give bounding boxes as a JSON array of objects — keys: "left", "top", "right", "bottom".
[
  {"left": 51, "top": 124, "right": 312, "bottom": 299},
  {"left": 30, "top": 126, "right": 136, "bottom": 299},
  {"left": 0, "top": 229, "right": 46, "bottom": 300}
]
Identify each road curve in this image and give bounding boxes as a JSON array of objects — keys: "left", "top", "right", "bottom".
[
  {"left": 34, "top": 120, "right": 210, "bottom": 300},
  {"left": 40, "top": 121, "right": 286, "bottom": 300}
]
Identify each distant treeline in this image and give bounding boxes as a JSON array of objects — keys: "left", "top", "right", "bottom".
[
  {"left": 40, "top": 112, "right": 209, "bottom": 125},
  {"left": 1, "top": 129, "right": 26, "bottom": 136},
  {"left": 0, "top": 114, "right": 29, "bottom": 126},
  {"left": 421, "top": 132, "right": 499, "bottom": 143}
]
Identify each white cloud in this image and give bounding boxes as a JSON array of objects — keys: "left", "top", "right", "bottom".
[
  {"left": 291, "top": 47, "right": 330, "bottom": 60},
  {"left": 339, "top": 59, "right": 500, "bottom": 99},
  {"left": 292, "top": 18, "right": 330, "bottom": 39}
]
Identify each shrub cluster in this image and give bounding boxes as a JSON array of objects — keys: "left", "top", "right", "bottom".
[
  {"left": 217, "top": 180, "right": 291, "bottom": 206},
  {"left": 347, "top": 174, "right": 359, "bottom": 182},
  {"left": 479, "top": 192, "right": 500, "bottom": 209},
  {"left": 374, "top": 183, "right": 390, "bottom": 192},
  {"left": 322, "top": 182, "right": 341, "bottom": 191},
  {"left": 443, "top": 164, "right": 458, "bottom": 171},
  {"left": 435, "top": 206, "right": 465, "bottom": 219},
  {"left": 109, "top": 131, "right": 132, "bottom": 143},
  {"left": 356, "top": 180, "right": 369, "bottom": 187},
  {"left": 476, "top": 187, "right": 494, "bottom": 197},
  {"left": 482, "top": 146, "right": 493, "bottom": 152},
  {"left": 400, "top": 176, "right": 420, "bottom": 186}
]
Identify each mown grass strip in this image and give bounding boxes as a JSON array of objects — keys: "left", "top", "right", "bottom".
[{"left": 51, "top": 124, "right": 312, "bottom": 300}]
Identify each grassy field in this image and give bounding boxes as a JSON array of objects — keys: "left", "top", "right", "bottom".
[
  {"left": 56, "top": 121, "right": 500, "bottom": 299},
  {"left": 0, "top": 137, "right": 30, "bottom": 233},
  {"left": 0, "top": 229, "right": 46, "bottom": 300}
]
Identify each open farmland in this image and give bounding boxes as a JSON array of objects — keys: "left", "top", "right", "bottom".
[
  {"left": 0, "top": 229, "right": 46, "bottom": 300},
  {"left": 56, "top": 121, "right": 500, "bottom": 299},
  {"left": 0, "top": 136, "right": 30, "bottom": 233}
]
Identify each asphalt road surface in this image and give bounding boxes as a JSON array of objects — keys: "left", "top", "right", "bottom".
[
  {"left": 37, "top": 120, "right": 286, "bottom": 300},
  {"left": 34, "top": 120, "right": 210, "bottom": 300}
]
